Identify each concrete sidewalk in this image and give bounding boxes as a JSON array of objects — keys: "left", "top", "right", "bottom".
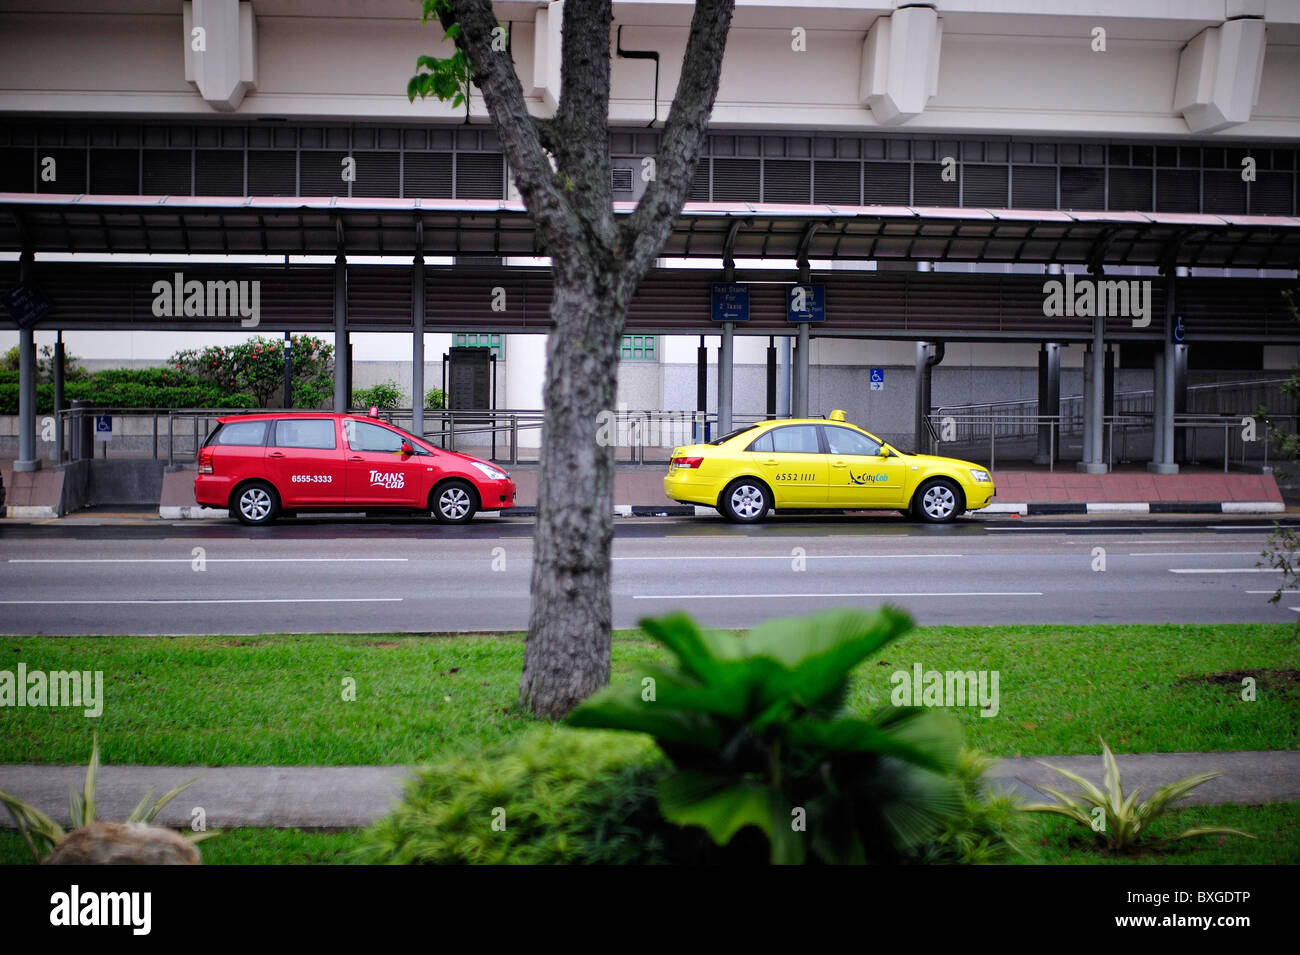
[{"left": 1, "top": 750, "right": 1297, "bottom": 829}]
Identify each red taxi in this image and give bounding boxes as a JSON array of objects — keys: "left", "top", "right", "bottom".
[{"left": 195, "top": 412, "right": 515, "bottom": 525}]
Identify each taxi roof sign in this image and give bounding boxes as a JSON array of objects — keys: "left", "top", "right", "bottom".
[{"left": 829, "top": 409, "right": 847, "bottom": 422}]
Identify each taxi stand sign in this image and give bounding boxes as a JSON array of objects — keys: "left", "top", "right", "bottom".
[
  {"left": 787, "top": 284, "right": 825, "bottom": 322},
  {"left": 711, "top": 283, "right": 750, "bottom": 322}
]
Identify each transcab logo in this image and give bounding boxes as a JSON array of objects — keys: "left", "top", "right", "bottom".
[{"left": 369, "top": 470, "right": 405, "bottom": 489}]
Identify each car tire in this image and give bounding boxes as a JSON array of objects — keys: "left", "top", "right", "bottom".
[
  {"left": 232, "top": 481, "right": 280, "bottom": 526},
  {"left": 911, "top": 478, "right": 963, "bottom": 524},
  {"left": 432, "top": 480, "right": 477, "bottom": 524},
  {"left": 720, "top": 478, "right": 771, "bottom": 524}
]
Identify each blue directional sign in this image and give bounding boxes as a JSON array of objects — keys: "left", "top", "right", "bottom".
[
  {"left": 0, "top": 283, "right": 52, "bottom": 329},
  {"left": 869, "top": 368, "right": 884, "bottom": 391},
  {"left": 711, "top": 283, "right": 750, "bottom": 322},
  {"left": 786, "top": 284, "right": 825, "bottom": 323}
]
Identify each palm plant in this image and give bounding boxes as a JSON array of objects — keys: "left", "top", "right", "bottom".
[
  {"left": 0, "top": 735, "right": 215, "bottom": 862},
  {"left": 1022, "top": 737, "right": 1254, "bottom": 852},
  {"left": 568, "top": 607, "right": 964, "bottom": 864}
]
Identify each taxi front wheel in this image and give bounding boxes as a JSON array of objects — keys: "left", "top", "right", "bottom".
[
  {"left": 233, "top": 481, "right": 280, "bottom": 526},
  {"left": 912, "top": 478, "right": 963, "bottom": 524},
  {"left": 432, "top": 480, "right": 477, "bottom": 524},
  {"left": 720, "top": 479, "right": 771, "bottom": 524}
]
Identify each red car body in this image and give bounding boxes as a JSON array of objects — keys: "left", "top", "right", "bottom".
[{"left": 194, "top": 412, "right": 515, "bottom": 525}]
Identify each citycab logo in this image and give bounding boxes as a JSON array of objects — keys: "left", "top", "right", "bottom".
[
  {"left": 1042, "top": 272, "right": 1152, "bottom": 328},
  {"left": 369, "top": 470, "right": 405, "bottom": 489},
  {"left": 151, "top": 271, "right": 260, "bottom": 327}
]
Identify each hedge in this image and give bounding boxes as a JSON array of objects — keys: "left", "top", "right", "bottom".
[{"left": 0, "top": 376, "right": 256, "bottom": 414}]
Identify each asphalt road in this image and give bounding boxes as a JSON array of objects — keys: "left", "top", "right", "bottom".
[{"left": 0, "top": 513, "right": 1297, "bottom": 634}]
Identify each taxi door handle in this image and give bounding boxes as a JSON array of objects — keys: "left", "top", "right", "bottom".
[
  {"left": 761, "top": 458, "right": 778, "bottom": 466},
  {"left": 831, "top": 460, "right": 847, "bottom": 468},
  {"left": 348, "top": 455, "right": 364, "bottom": 462},
  {"left": 268, "top": 451, "right": 285, "bottom": 458}
]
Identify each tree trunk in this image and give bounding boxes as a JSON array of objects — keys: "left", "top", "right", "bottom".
[{"left": 520, "top": 274, "right": 625, "bottom": 718}]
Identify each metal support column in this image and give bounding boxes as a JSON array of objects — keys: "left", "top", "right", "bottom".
[
  {"left": 696, "top": 335, "right": 708, "bottom": 441},
  {"left": 412, "top": 254, "right": 425, "bottom": 436},
  {"left": 718, "top": 321, "right": 734, "bottom": 435},
  {"left": 793, "top": 321, "right": 810, "bottom": 418},
  {"left": 765, "top": 336, "right": 777, "bottom": 418},
  {"left": 1149, "top": 271, "right": 1179, "bottom": 474},
  {"left": 53, "top": 331, "right": 65, "bottom": 463},
  {"left": 1034, "top": 342, "right": 1060, "bottom": 465},
  {"left": 333, "top": 253, "right": 348, "bottom": 413},
  {"left": 1150, "top": 348, "right": 1165, "bottom": 467},
  {"left": 1173, "top": 343, "right": 1188, "bottom": 463},
  {"left": 1103, "top": 344, "right": 1115, "bottom": 465},
  {"left": 1079, "top": 310, "right": 1108, "bottom": 473},
  {"left": 14, "top": 248, "right": 39, "bottom": 472}
]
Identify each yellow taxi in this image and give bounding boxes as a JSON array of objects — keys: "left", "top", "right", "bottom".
[{"left": 664, "top": 410, "right": 994, "bottom": 524}]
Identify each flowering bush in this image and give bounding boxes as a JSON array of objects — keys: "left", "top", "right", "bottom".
[{"left": 172, "top": 335, "right": 334, "bottom": 408}]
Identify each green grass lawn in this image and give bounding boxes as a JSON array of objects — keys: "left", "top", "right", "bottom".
[
  {"left": 1, "top": 623, "right": 1296, "bottom": 765},
  {"left": 5, "top": 802, "right": 1295, "bottom": 865}
]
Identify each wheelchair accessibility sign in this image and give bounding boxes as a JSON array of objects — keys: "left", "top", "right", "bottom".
[
  {"left": 869, "top": 368, "right": 884, "bottom": 391},
  {"left": 95, "top": 415, "right": 113, "bottom": 440}
]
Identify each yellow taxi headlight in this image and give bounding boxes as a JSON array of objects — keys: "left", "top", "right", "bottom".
[{"left": 969, "top": 468, "right": 992, "bottom": 483}]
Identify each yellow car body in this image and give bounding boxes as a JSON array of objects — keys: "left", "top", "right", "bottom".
[{"left": 663, "top": 410, "right": 995, "bottom": 523}]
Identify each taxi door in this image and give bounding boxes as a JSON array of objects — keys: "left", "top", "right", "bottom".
[
  {"left": 746, "top": 424, "right": 828, "bottom": 507},
  {"left": 342, "top": 419, "right": 427, "bottom": 507},
  {"left": 265, "top": 417, "right": 347, "bottom": 507},
  {"left": 823, "top": 424, "right": 908, "bottom": 508}
]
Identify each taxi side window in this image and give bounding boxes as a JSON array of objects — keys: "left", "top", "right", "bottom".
[
  {"left": 747, "top": 431, "right": 774, "bottom": 453},
  {"left": 211, "top": 420, "right": 268, "bottom": 447},
  {"left": 273, "top": 419, "right": 336, "bottom": 450},
  {"left": 824, "top": 426, "right": 881, "bottom": 456},
  {"left": 768, "top": 425, "right": 821, "bottom": 454},
  {"left": 346, "top": 420, "right": 404, "bottom": 453}
]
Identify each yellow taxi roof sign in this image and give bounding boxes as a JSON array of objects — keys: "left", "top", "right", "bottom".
[{"left": 829, "top": 409, "right": 847, "bottom": 422}]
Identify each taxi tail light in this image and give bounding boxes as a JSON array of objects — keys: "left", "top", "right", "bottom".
[
  {"left": 197, "top": 446, "right": 214, "bottom": 475},
  {"left": 671, "top": 456, "right": 703, "bottom": 469}
]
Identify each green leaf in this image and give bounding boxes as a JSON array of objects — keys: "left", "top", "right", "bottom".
[
  {"left": 657, "top": 771, "right": 777, "bottom": 847},
  {"left": 782, "top": 715, "right": 949, "bottom": 772},
  {"left": 1162, "top": 826, "right": 1255, "bottom": 843},
  {"left": 141, "top": 775, "right": 202, "bottom": 824},
  {"left": 567, "top": 681, "right": 724, "bottom": 749},
  {"left": 126, "top": 787, "right": 156, "bottom": 825},
  {"left": 1100, "top": 737, "right": 1123, "bottom": 814},
  {"left": 1035, "top": 759, "right": 1109, "bottom": 807}
]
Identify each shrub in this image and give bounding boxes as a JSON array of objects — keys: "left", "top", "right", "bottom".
[
  {"left": 0, "top": 370, "right": 256, "bottom": 413},
  {"left": 172, "top": 335, "right": 333, "bottom": 408},
  {"left": 356, "top": 726, "right": 678, "bottom": 865},
  {"left": 903, "top": 750, "right": 1029, "bottom": 865},
  {"left": 568, "top": 608, "right": 965, "bottom": 865},
  {"left": 352, "top": 380, "right": 404, "bottom": 410},
  {"left": 425, "top": 387, "right": 445, "bottom": 410}
]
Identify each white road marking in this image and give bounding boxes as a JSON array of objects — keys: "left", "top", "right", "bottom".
[
  {"left": 7, "top": 558, "right": 409, "bottom": 564},
  {"left": 0, "top": 597, "right": 403, "bottom": 605},
  {"left": 633, "top": 591, "right": 1043, "bottom": 600},
  {"left": 613, "top": 554, "right": 962, "bottom": 561},
  {"left": 1168, "top": 568, "right": 1280, "bottom": 574},
  {"left": 1128, "top": 552, "right": 1261, "bottom": 557}
]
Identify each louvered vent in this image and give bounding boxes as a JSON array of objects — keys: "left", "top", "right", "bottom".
[
  {"left": 89, "top": 149, "right": 139, "bottom": 193},
  {"left": 299, "top": 151, "right": 349, "bottom": 196},
  {"left": 1203, "top": 170, "right": 1247, "bottom": 214},
  {"left": 762, "top": 159, "right": 810, "bottom": 203},
  {"left": 1011, "top": 166, "right": 1056, "bottom": 208},
  {"left": 403, "top": 153, "right": 453, "bottom": 197},
  {"left": 611, "top": 166, "right": 634, "bottom": 193},
  {"left": 194, "top": 150, "right": 242, "bottom": 195},
  {"left": 1060, "top": 167, "right": 1104, "bottom": 210},
  {"left": 142, "top": 150, "right": 191, "bottom": 194},
  {"left": 1155, "top": 169, "right": 1199, "bottom": 213},
  {"left": 248, "top": 151, "right": 297, "bottom": 196},
  {"left": 349, "top": 152, "right": 400, "bottom": 197},
  {"left": 1108, "top": 168, "right": 1152, "bottom": 211},
  {"left": 962, "top": 165, "right": 1008, "bottom": 206},
  {"left": 1, "top": 148, "right": 33, "bottom": 192},
  {"left": 712, "top": 158, "right": 759, "bottom": 201},
  {"left": 862, "top": 163, "right": 909, "bottom": 204},
  {"left": 455, "top": 153, "right": 504, "bottom": 198},
  {"left": 688, "top": 159, "right": 709, "bottom": 200},
  {"left": 1251, "top": 171, "right": 1294, "bottom": 215},
  {"left": 813, "top": 161, "right": 859, "bottom": 204},
  {"left": 912, "top": 163, "right": 958, "bottom": 205},
  {"left": 37, "top": 148, "right": 86, "bottom": 193}
]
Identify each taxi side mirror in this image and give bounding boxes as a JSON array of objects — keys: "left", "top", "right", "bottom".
[
  {"left": 879, "top": 447, "right": 891, "bottom": 457},
  {"left": 401, "top": 441, "right": 414, "bottom": 456}
]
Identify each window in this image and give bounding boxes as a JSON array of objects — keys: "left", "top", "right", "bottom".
[
  {"left": 620, "top": 335, "right": 657, "bottom": 361},
  {"left": 345, "top": 420, "right": 405, "bottom": 453},
  {"left": 209, "top": 420, "right": 267, "bottom": 447},
  {"left": 824, "top": 426, "right": 881, "bottom": 456},
  {"left": 768, "top": 425, "right": 821, "bottom": 454},
  {"left": 455, "top": 332, "right": 503, "bottom": 358},
  {"left": 747, "top": 431, "right": 773, "bottom": 453},
  {"left": 273, "top": 418, "right": 336, "bottom": 450}
]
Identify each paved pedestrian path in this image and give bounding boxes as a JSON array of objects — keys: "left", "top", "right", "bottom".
[{"left": 1, "top": 750, "right": 1297, "bottom": 829}]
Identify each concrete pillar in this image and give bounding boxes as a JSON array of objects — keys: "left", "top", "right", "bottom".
[
  {"left": 1034, "top": 342, "right": 1060, "bottom": 465},
  {"left": 1149, "top": 272, "right": 1179, "bottom": 474},
  {"left": 412, "top": 255, "right": 425, "bottom": 435},
  {"left": 915, "top": 342, "right": 931, "bottom": 454},
  {"left": 793, "top": 322, "right": 810, "bottom": 417},
  {"left": 1150, "top": 348, "right": 1165, "bottom": 467},
  {"left": 1173, "top": 343, "right": 1188, "bottom": 462},
  {"left": 1079, "top": 311, "right": 1108, "bottom": 473},
  {"left": 333, "top": 254, "right": 347, "bottom": 412},
  {"left": 14, "top": 248, "right": 39, "bottom": 473},
  {"left": 718, "top": 320, "right": 734, "bottom": 435},
  {"left": 696, "top": 335, "right": 708, "bottom": 441},
  {"left": 778, "top": 336, "right": 792, "bottom": 416},
  {"left": 765, "top": 337, "right": 777, "bottom": 417},
  {"left": 53, "top": 332, "right": 65, "bottom": 463},
  {"left": 1102, "top": 344, "right": 1115, "bottom": 466}
]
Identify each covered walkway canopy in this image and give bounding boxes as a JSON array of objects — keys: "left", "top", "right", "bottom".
[{"left": 3, "top": 194, "right": 1299, "bottom": 477}]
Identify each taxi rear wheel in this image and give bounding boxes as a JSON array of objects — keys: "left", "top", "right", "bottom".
[
  {"left": 720, "top": 479, "right": 771, "bottom": 524},
  {"left": 232, "top": 481, "right": 280, "bottom": 526},
  {"left": 432, "top": 480, "right": 477, "bottom": 524},
  {"left": 912, "top": 478, "right": 963, "bottom": 524}
]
